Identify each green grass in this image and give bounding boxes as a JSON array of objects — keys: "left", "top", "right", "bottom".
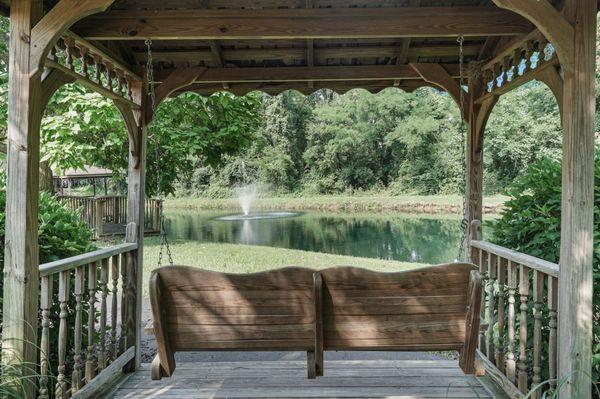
[
  {"left": 165, "top": 194, "right": 507, "bottom": 214},
  {"left": 142, "top": 238, "right": 426, "bottom": 296}
]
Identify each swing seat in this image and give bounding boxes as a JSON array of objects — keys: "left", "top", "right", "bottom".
[{"left": 149, "top": 263, "right": 482, "bottom": 380}]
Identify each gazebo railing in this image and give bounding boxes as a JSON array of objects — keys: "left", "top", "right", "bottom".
[
  {"left": 58, "top": 195, "right": 162, "bottom": 237},
  {"left": 469, "top": 220, "right": 560, "bottom": 399},
  {"left": 38, "top": 243, "right": 138, "bottom": 398}
]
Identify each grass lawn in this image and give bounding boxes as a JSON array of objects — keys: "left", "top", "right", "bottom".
[
  {"left": 142, "top": 237, "right": 427, "bottom": 296},
  {"left": 165, "top": 194, "right": 507, "bottom": 214}
]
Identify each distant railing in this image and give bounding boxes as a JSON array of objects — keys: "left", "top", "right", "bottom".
[
  {"left": 38, "top": 243, "right": 138, "bottom": 398},
  {"left": 58, "top": 195, "right": 162, "bottom": 238},
  {"left": 469, "top": 220, "right": 559, "bottom": 399}
]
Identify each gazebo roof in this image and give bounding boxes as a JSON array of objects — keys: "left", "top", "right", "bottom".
[{"left": 3, "top": 0, "right": 566, "bottom": 97}]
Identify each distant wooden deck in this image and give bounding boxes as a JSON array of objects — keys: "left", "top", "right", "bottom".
[
  {"left": 108, "top": 360, "right": 502, "bottom": 398},
  {"left": 102, "top": 223, "right": 160, "bottom": 236}
]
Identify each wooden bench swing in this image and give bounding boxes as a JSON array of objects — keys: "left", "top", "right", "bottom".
[{"left": 149, "top": 263, "right": 483, "bottom": 380}]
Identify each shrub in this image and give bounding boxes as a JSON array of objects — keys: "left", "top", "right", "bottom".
[{"left": 488, "top": 150, "right": 600, "bottom": 388}]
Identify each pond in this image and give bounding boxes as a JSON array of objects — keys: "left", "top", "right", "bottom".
[{"left": 164, "top": 211, "right": 464, "bottom": 264}]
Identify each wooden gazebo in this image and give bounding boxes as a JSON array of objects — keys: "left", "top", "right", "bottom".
[{"left": 1, "top": 1, "right": 596, "bottom": 398}]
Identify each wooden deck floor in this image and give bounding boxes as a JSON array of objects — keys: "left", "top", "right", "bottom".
[{"left": 109, "top": 360, "right": 498, "bottom": 398}]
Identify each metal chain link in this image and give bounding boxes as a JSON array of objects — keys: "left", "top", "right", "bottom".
[
  {"left": 456, "top": 34, "right": 469, "bottom": 262},
  {"left": 146, "top": 39, "right": 174, "bottom": 267}
]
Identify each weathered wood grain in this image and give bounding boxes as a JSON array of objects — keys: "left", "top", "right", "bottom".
[{"left": 75, "top": 7, "right": 532, "bottom": 40}]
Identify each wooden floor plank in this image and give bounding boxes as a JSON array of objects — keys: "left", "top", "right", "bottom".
[{"left": 109, "top": 360, "right": 493, "bottom": 399}]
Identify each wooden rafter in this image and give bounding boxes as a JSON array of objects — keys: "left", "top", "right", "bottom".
[
  {"left": 154, "top": 67, "right": 208, "bottom": 108},
  {"left": 74, "top": 7, "right": 533, "bottom": 40},
  {"left": 151, "top": 64, "right": 462, "bottom": 84},
  {"left": 393, "top": 0, "right": 421, "bottom": 86},
  {"left": 305, "top": 0, "right": 314, "bottom": 89},
  {"left": 133, "top": 44, "right": 481, "bottom": 64}
]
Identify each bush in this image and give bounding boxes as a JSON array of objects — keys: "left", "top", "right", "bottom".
[{"left": 488, "top": 150, "right": 600, "bottom": 388}]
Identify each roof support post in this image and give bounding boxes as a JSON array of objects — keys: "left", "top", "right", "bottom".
[
  {"left": 122, "top": 80, "right": 148, "bottom": 372},
  {"left": 557, "top": 1, "right": 596, "bottom": 397},
  {"left": 465, "top": 64, "right": 497, "bottom": 261},
  {"left": 492, "top": 1, "right": 595, "bottom": 396},
  {"left": 2, "top": 2, "right": 44, "bottom": 397}
]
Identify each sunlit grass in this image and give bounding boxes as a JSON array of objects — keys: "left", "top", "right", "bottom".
[{"left": 165, "top": 194, "right": 508, "bottom": 214}]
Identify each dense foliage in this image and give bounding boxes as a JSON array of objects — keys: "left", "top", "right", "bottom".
[
  {"left": 488, "top": 152, "right": 600, "bottom": 385},
  {"left": 183, "top": 82, "right": 563, "bottom": 197}
]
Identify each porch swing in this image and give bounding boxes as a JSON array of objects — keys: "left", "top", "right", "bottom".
[{"left": 146, "top": 37, "right": 484, "bottom": 381}]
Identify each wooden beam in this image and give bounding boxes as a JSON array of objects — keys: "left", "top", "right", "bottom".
[
  {"left": 152, "top": 64, "right": 462, "bottom": 84},
  {"left": 557, "top": 1, "right": 596, "bottom": 397},
  {"left": 492, "top": 0, "right": 574, "bottom": 72},
  {"left": 410, "top": 63, "right": 468, "bottom": 118},
  {"left": 2, "top": 2, "right": 44, "bottom": 397},
  {"left": 132, "top": 44, "right": 481, "bottom": 64},
  {"left": 74, "top": 7, "right": 533, "bottom": 40},
  {"left": 29, "top": 0, "right": 115, "bottom": 74},
  {"left": 154, "top": 67, "right": 207, "bottom": 109},
  {"left": 176, "top": 79, "right": 433, "bottom": 97}
]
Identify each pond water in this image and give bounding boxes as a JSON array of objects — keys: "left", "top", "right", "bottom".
[{"left": 164, "top": 211, "right": 464, "bottom": 264}]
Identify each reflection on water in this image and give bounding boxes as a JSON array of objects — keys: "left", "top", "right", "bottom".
[{"left": 164, "top": 211, "right": 463, "bottom": 264}]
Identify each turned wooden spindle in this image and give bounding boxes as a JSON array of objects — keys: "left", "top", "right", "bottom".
[
  {"left": 98, "top": 258, "right": 109, "bottom": 370},
  {"left": 496, "top": 257, "right": 507, "bottom": 373},
  {"left": 479, "top": 249, "right": 488, "bottom": 353},
  {"left": 64, "top": 37, "right": 75, "bottom": 70},
  {"left": 518, "top": 265, "right": 530, "bottom": 393},
  {"left": 86, "top": 262, "right": 97, "bottom": 382},
  {"left": 55, "top": 271, "right": 70, "bottom": 399},
  {"left": 116, "top": 70, "right": 125, "bottom": 96},
  {"left": 93, "top": 54, "right": 102, "bottom": 84},
  {"left": 513, "top": 48, "right": 523, "bottom": 77},
  {"left": 71, "top": 266, "right": 85, "bottom": 394},
  {"left": 111, "top": 254, "right": 120, "bottom": 360},
  {"left": 532, "top": 270, "right": 544, "bottom": 398},
  {"left": 120, "top": 252, "right": 128, "bottom": 354},
  {"left": 525, "top": 40, "right": 535, "bottom": 71},
  {"left": 487, "top": 253, "right": 497, "bottom": 361},
  {"left": 502, "top": 56, "right": 512, "bottom": 82},
  {"left": 80, "top": 46, "right": 90, "bottom": 79},
  {"left": 126, "top": 77, "right": 133, "bottom": 100},
  {"left": 548, "top": 276, "right": 558, "bottom": 392},
  {"left": 506, "top": 260, "right": 517, "bottom": 383},
  {"left": 105, "top": 62, "right": 115, "bottom": 92},
  {"left": 492, "top": 63, "right": 501, "bottom": 88},
  {"left": 39, "top": 276, "right": 53, "bottom": 399}
]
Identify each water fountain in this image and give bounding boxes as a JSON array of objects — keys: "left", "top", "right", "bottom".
[{"left": 216, "top": 184, "right": 298, "bottom": 221}]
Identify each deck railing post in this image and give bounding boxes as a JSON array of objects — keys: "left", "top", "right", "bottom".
[
  {"left": 2, "top": 2, "right": 44, "bottom": 397},
  {"left": 123, "top": 79, "right": 148, "bottom": 371},
  {"left": 558, "top": 1, "right": 596, "bottom": 396}
]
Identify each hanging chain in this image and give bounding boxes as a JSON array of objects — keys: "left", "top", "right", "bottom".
[
  {"left": 146, "top": 39, "right": 174, "bottom": 267},
  {"left": 456, "top": 34, "right": 469, "bottom": 262}
]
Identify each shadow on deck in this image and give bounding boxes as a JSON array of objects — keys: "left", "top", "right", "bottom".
[{"left": 108, "top": 359, "right": 502, "bottom": 398}]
